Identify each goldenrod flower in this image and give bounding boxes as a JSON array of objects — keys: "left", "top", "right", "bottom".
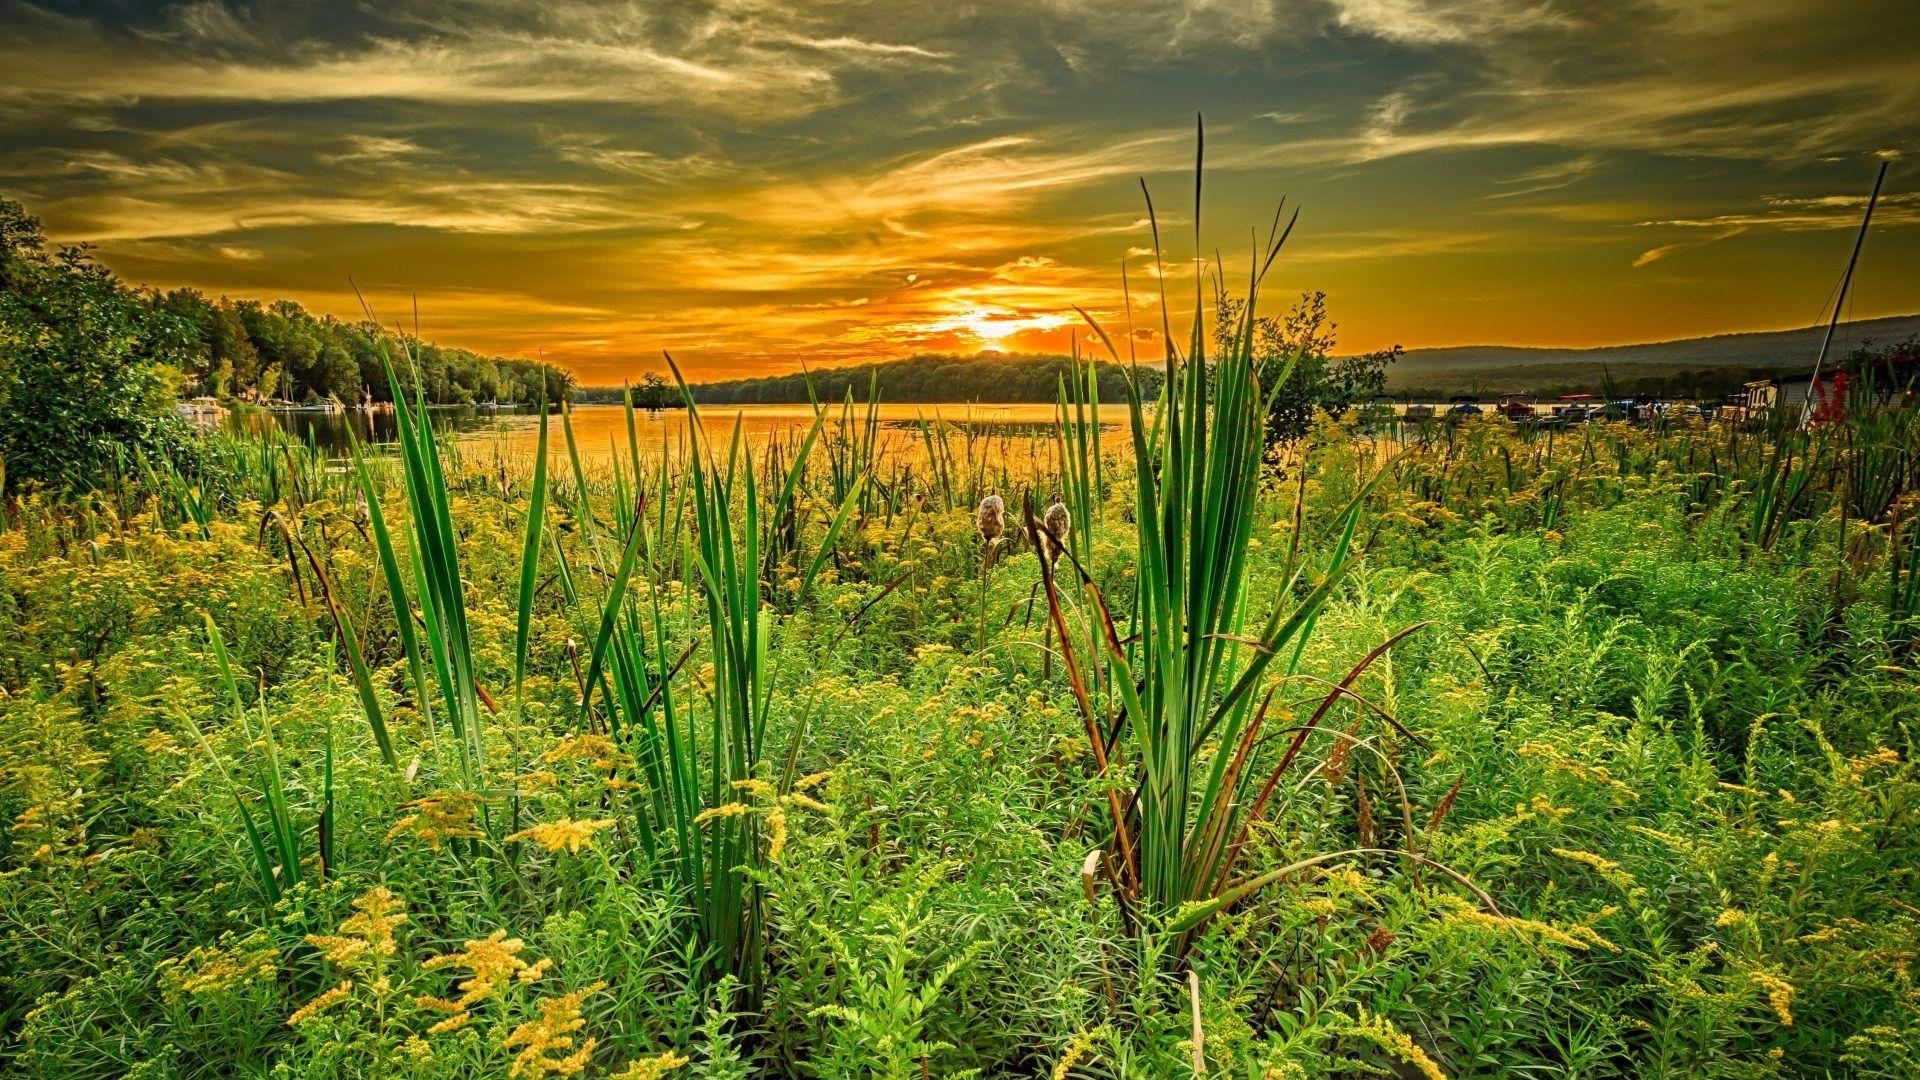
[
  {"left": 543, "top": 732, "right": 632, "bottom": 771},
  {"left": 1749, "top": 968, "right": 1795, "bottom": 1026},
  {"left": 387, "top": 790, "right": 488, "bottom": 850},
  {"left": 1052, "top": 1028, "right": 1101, "bottom": 1079},
  {"left": 427, "top": 1011, "right": 471, "bottom": 1036},
  {"left": 504, "top": 981, "right": 606, "bottom": 1078},
  {"left": 1346, "top": 1009, "right": 1445, "bottom": 1080},
  {"left": 693, "top": 802, "right": 750, "bottom": 826},
  {"left": 766, "top": 805, "right": 789, "bottom": 862},
  {"left": 507, "top": 818, "right": 616, "bottom": 854},
  {"left": 288, "top": 980, "right": 353, "bottom": 1027},
  {"left": 783, "top": 791, "right": 829, "bottom": 814},
  {"left": 611, "top": 1051, "right": 691, "bottom": 1080},
  {"left": 338, "top": 886, "right": 407, "bottom": 955},
  {"left": 422, "top": 930, "right": 533, "bottom": 1008}
]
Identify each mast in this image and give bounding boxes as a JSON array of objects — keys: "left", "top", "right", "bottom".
[{"left": 1801, "top": 160, "right": 1889, "bottom": 425}]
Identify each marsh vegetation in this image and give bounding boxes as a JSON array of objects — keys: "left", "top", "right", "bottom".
[{"left": 2, "top": 161, "right": 1918, "bottom": 1079}]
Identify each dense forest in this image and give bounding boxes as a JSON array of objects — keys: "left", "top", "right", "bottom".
[
  {"left": 677, "top": 353, "right": 1156, "bottom": 405},
  {"left": 154, "top": 290, "right": 574, "bottom": 408},
  {"left": 1393, "top": 351, "right": 1920, "bottom": 402},
  {"left": 1, "top": 196, "right": 572, "bottom": 410}
]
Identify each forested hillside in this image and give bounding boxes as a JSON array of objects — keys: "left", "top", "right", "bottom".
[
  {"left": 2, "top": 197, "right": 573, "bottom": 410},
  {"left": 153, "top": 291, "right": 571, "bottom": 406},
  {"left": 682, "top": 353, "right": 1153, "bottom": 405}
]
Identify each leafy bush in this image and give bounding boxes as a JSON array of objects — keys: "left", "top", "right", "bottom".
[{"left": 0, "top": 197, "right": 197, "bottom": 492}]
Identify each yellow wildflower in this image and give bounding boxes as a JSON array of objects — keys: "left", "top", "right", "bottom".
[
  {"left": 1749, "top": 968, "right": 1794, "bottom": 1026},
  {"left": 387, "top": 790, "right": 488, "bottom": 850},
  {"left": 1346, "top": 1009, "right": 1445, "bottom": 1080},
  {"left": 611, "top": 1051, "right": 691, "bottom": 1080},
  {"left": 427, "top": 1011, "right": 472, "bottom": 1036},
  {"left": 288, "top": 980, "right": 353, "bottom": 1027},
  {"left": 507, "top": 818, "right": 616, "bottom": 855},
  {"left": 766, "top": 805, "right": 789, "bottom": 862},
  {"left": 784, "top": 790, "right": 830, "bottom": 814},
  {"left": 421, "top": 930, "right": 533, "bottom": 1009},
  {"left": 1052, "top": 1027, "right": 1102, "bottom": 1079},
  {"left": 693, "top": 802, "right": 751, "bottom": 826},
  {"left": 543, "top": 732, "right": 632, "bottom": 771},
  {"left": 338, "top": 886, "right": 407, "bottom": 955},
  {"left": 504, "top": 981, "right": 606, "bottom": 1078}
]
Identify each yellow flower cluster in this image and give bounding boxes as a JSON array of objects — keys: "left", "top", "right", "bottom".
[
  {"left": 543, "top": 731, "right": 633, "bottom": 771},
  {"left": 610, "top": 1051, "right": 691, "bottom": 1079},
  {"left": 1748, "top": 968, "right": 1795, "bottom": 1026},
  {"left": 503, "top": 981, "right": 607, "bottom": 1078},
  {"left": 1344, "top": 1008, "right": 1446, "bottom": 1080},
  {"left": 1549, "top": 848, "right": 1644, "bottom": 900},
  {"left": 1439, "top": 896, "right": 1595, "bottom": 953},
  {"left": 305, "top": 886, "right": 409, "bottom": 970},
  {"left": 690, "top": 772, "right": 832, "bottom": 863},
  {"left": 156, "top": 936, "right": 280, "bottom": 1004},
  {"left": 507, "top": 817, "right": 617, "bottom": 855},
  {"left": 387, "top": 790, "right": 489, "bottom": 850},
  {"left": 288, "top": 980, "right": 354, "bottom": 1027},
  {"left": 419, "top": 929, "right": 551, "bottom": 1025},
  {"left": 1051, "top": 1027, "right": 1104, "bottom": 1079}
]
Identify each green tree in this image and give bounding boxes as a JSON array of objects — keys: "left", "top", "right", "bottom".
[
  {"left": 0, "top": 197, "right": 195, "bottom": 492},
  {"left": 1214, "top": 289, "right": 1399, "bottom": 446}
]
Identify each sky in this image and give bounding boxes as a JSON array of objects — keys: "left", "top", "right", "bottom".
[{"left": 1, "top": 0, "right": 1917, "bottom": 383}]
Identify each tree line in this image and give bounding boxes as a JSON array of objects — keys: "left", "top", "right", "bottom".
[
  {"left": 3, "top": 197, "right": 572, "bottom": 410},
  {"left": 1, "top": 195, "right": 574, "bottom": 491},
  {"left": 152, "top": 291, "right": 572, "bottom": 408},
  {"left": 674, "top": 353, "right": 1156, "bottom": 406}
]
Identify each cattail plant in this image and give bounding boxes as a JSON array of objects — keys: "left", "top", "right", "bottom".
[
  {"left": 1040, "top": 494, "right": 1070, "bottom": 566},
  {"left": 1050, "top": 119, "right": 1489, "bottom": 959},
  {"left": 977, "top": 493, "right": 1006, "bottom": 553},
  {"left": 976, "top": 493, "right": 1006, "bottom": 649}
]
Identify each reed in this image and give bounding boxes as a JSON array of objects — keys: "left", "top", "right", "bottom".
[
  {"left": 353, "top": 338, "right": 489, "bottom": 790},
  {"left": 191, "top": 615, "right": 327, "bottom": 914},
  {"left": 1050, "top": 124, "right": 1452, "bottom": 957}
]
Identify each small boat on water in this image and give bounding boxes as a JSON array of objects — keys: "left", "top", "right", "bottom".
[
  {"left": 1498, "top": 393, "right": 1538, "bottom": 422},
  {"left": 1552, "top": 394, "right": 1595, "bottom": 424},
  {"left": 271, "top": 396, "right": 345, "bottom": 414}
]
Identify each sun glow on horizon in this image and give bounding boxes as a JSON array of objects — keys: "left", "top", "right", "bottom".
[{"left": 915, "top": 305, "right": 1078, "bottom": 352}]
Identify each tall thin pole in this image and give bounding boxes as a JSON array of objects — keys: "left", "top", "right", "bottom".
[{"left": 1802, "top": 160, "right": 1889, "bottom": 425}]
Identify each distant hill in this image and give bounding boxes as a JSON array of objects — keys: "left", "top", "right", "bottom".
[
  {"left": 677, "top": 353, "right": 1157, "bottom": 406},
  {"left": 581, "top": 314, "right": 1920, "bottom": 405},
  {"left": 1386, "top": 314, "right": 1920, "bottom": 398}
]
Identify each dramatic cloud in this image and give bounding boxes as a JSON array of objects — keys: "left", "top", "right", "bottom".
[{"left": 0, "top": 0, "right": 1914, "bottom": 379}]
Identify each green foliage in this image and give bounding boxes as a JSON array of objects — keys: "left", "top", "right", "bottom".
[
  {"left": 0, "top": 197, "right": 197, "bottom": 492},
  {"left": 635, "top": 353, "right": 1157, "bottom": 406},
  {"left": 2, "top": 408, "right": 1917, "bottom": 1076},
  {"left": 3, "top": 193, "right": 571, "bottom": 414},
  {"left": 1213, "top": 289, "right": 1399, "bottom": 445}
]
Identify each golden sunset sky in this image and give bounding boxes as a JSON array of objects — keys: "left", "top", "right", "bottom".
[{"left": 2, "top": 0, "right": 1916, "bottom": 382}]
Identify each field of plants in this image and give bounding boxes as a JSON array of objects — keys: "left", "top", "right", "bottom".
[{"left": 3, "top": 296, "right": 1919, "bottom": 1078}]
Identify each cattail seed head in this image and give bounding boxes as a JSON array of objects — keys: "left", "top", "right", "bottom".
[
  {"left": 1041, "top": 499, "right": 1071, "bottom": 564},
  {"left": 976, "top": 494, "right": 1005, "bottom": 543}
]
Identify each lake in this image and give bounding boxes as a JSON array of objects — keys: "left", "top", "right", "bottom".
[{"left": 223, "top": 402, "right": 1126, "bottom": 460}]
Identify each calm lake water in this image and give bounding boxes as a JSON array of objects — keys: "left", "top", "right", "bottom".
[{"left": 223, "top": 402, "right": 1123, "bottom": 460}]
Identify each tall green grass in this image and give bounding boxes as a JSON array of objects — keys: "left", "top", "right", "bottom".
[
  {"left": 1056, "top": 126, "right": 1465, "bottom": 958},
  {"left": 353, "top": 341, "right": 490, "bottom": 789}
]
